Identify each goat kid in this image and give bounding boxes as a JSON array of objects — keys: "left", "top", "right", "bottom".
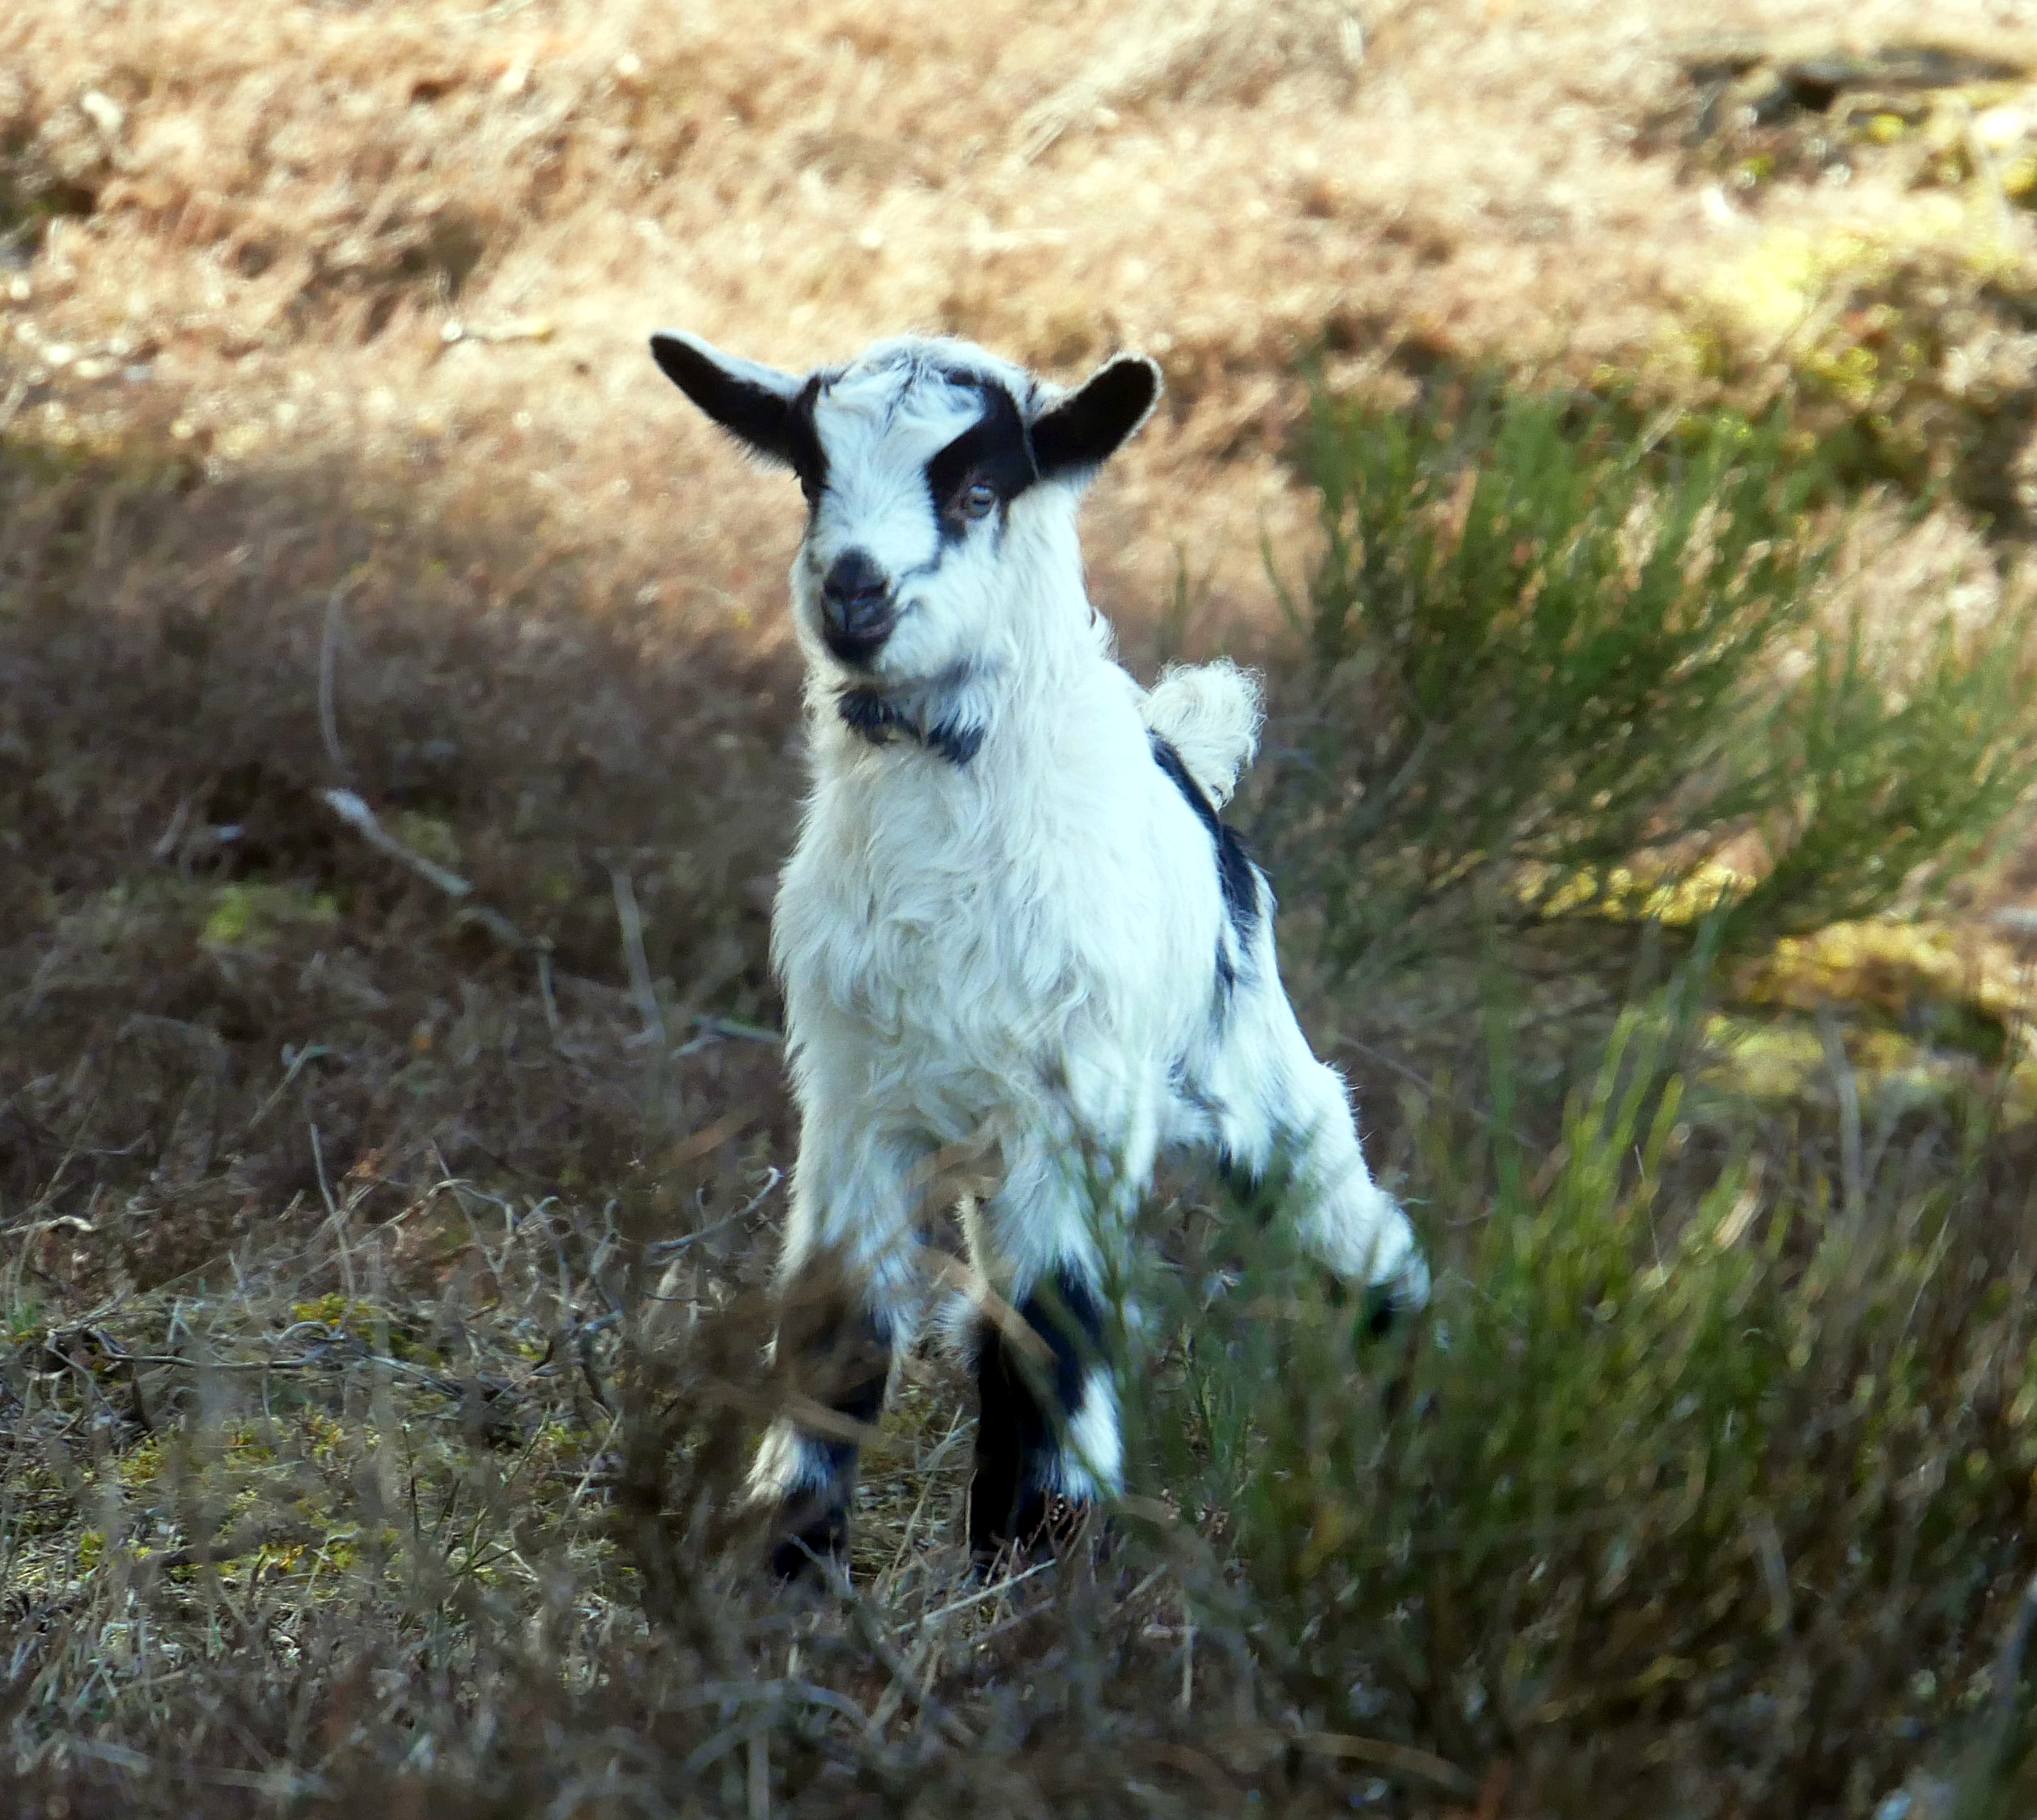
[{"left": 649, "top": 329, "right": 1428, "bottom": 1576}]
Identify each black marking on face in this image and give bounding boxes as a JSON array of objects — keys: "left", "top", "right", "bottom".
[
  {"left": 925, "top": 383, "right": 1038, "bottom": 542},
  {"left": 969, "top": 1268, "right": 1105, "bottom": 1558},
  {"left": 786, "top": 372, "right": 831, "bottom": 509},
  {"left": 1150, "top": 733, "right": 1260, "bottom": 937},
  {"left": 926, "top": 356, "right": 1020, "bottom": 395}
]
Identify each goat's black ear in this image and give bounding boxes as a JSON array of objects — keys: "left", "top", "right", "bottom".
[
  {"left": 650, "top": 330, "right": 804, "bottom": 467},
  {"left": 1031, "top": 353, "right": 1162, "bottom": 484}
]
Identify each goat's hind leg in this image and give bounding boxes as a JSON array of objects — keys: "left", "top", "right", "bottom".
[{"left": 1210, "top": 990, "right": 1429, "bottom": 1337}]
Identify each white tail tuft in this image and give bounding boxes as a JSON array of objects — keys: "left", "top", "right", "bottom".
[{"left": 1139, "top": 659, "right": 1263, "bottom": 808}]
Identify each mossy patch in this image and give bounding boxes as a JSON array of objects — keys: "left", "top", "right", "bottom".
[
  {"left": 1527, "top": 854, "right": 1753, "bottom": 928},
  {"left": 199, "top": 881, "right": 339, "bottom": 950},
  {"left": 1655, "top": 34, "right": 2037, "bottom": 204},
  {"left": 1734, "top": 917, "right": 2031, "bottom": 1064},
  {"left": 1676, "top": 209, "right": 2037, "bottom": 528},
  {"left": 1697, "top": 1009, "right": 2014, "bottom": 1119}
]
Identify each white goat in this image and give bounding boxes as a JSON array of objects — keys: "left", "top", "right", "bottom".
[{"left": 649, "top": 329, "right": 1427, "bottom": 1574}]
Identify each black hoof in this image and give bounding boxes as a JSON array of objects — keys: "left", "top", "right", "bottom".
[
  {"left": 768, "top": 1497, "right": 849, "bottom": 1583},
  {"left": 970, "top": 1491, "right": 1103, "bottom": 1572},
  {"left": 1323, "top": 1271, "right": 1423, "bottom": 1344},
  {"left": 1359, "top": 1281, "right": 1408, "bottom": 1341}
]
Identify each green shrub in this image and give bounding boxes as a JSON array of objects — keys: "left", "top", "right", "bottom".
[
  {"left": 1263, "top": 378, "right": 2037, "bottom": 981},
  {"left": 1124, "top": 1009, "right": 2037, "bottom": 1814}
]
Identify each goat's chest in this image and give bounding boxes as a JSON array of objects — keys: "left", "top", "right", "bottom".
[{"left": 773, "top": 765, "right": 1171, "bottom": 1092}]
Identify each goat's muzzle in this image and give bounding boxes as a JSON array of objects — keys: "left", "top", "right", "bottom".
[{"left": 819, "top": 550, "right": 898, "bottom": 667}]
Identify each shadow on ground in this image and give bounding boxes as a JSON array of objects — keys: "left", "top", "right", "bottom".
[{"left": 0, "top": 424, "right": 802, "bottom": 1301}]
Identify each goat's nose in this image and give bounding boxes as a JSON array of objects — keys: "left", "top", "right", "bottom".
[
  {"left": 818, "top": 550, "right": 896, "bottom": 663},
  {"left": 821, "top": 551, "right": 890, "bottom": 619}
]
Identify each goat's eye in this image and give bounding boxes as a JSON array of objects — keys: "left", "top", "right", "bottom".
[{"left": 959, "top": 480, "right": 998, "bottom": 521}]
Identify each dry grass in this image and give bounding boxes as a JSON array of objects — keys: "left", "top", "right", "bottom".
[
  {"left": 9, "top": 1, "right": 2037, "bottom": 1814},
  {"left": 8, "top": 0, "right": 2037, "bottom": 631}
]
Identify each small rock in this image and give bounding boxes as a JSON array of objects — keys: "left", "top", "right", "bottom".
[
  {"left": 1700, "top": 182, "right": 1743, "bottom": 226},
  {"left": 1975, "top": 104, "right": 2030, "bottom": 150},
  {"left": 470, "top": 315, "right": 554, "bottom": 344},
  {"left": 78, "top": 90, "right": 125, "bottom": 138}
]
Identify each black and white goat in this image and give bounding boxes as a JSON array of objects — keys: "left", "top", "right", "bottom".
[{"left": 649, "top": 329, "right": 1428, "bottom": 1574}]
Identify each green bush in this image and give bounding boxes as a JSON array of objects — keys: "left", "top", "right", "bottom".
[
  {"left": 1123, "top": 1008, "right": 2037, "bottom": 1815},
  {"left": 1263, "top": 378, "right": 2037, "bottom": 981}
]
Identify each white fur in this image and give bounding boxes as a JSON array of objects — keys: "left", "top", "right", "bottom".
[
  {"left": 1140, "top": 659, "right": 1262, "bottom": 808},
  {"left": 1051, "top": 1373, "right": 1124, "bottom": 1501},
  {"left": 654, "top": 331, "right": 1426, "bottom": 1519}
]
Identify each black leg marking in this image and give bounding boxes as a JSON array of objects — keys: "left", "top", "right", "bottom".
[
  {"left": 1215, "top": 1148, "right": 1302, "bottom": 1231},
  {"left": 969, "top": 1269, "right": 1106, "bottom": 1561},
  {"left": 767, "top": 1282, "right": 892, "bottom": 1582},
  {"left": 1314, "top": 1271, "right": 1406, "bottom": 1338},
  {"left": 1214, "top": 1146, "right": 1259, "bottom": 1206},
  {"left": 1357, "top": 1280, "right": 1409, "bottom": 1340}
]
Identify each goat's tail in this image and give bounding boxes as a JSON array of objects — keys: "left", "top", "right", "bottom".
[{"left": 1140, "top": 659, "right": 1264, "bottom": 809}]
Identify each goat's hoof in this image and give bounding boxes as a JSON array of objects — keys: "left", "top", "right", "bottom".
[
  {"left": 1358, "top": 1281, "right": 1412, "bottom": 1340},
  {"left": 969, "top": 1492, "right": 1105, "bottom": 1573},
  {"left": 768, "top": 1501, "right": 849, "bottom": 1584},
  {"left": 1319, "top": 1277, "right": 1429, "bottom": 1421},
  {"left": 1322, "top": 1269, "right": 1428, "bottom": 1344}
]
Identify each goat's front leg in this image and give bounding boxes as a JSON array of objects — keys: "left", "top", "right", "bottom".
[
  {"left": 965, "top": 1141, "right": 1131, "bottom": 1563},
  {"left": 749, "top": 1114, "right": 919, "bottom": 1581}
]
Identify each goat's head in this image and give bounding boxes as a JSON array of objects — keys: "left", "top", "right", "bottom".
[{"left": 650, "top": 332, "right": 1159, "bottom": 682}]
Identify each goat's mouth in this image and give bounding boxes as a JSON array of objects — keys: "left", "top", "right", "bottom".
[{"left": 819, "top": 603, "right": 899, "bottom": 668}]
